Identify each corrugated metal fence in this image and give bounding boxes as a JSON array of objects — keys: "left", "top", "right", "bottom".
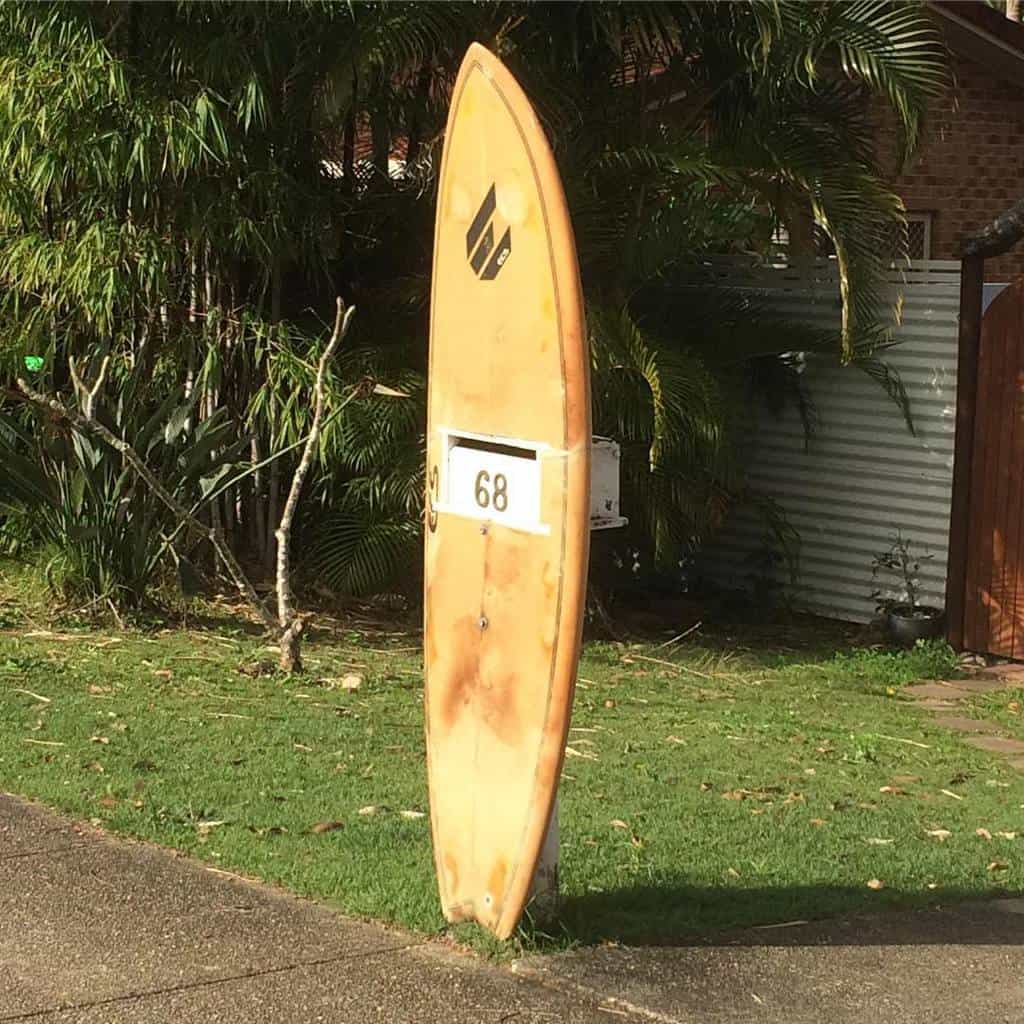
[{"left": 699, "top": 259, "right": 962, "bottom": 623}]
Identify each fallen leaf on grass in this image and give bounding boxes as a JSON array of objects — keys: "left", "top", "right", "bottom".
[
  {"left": 997, "top": 831, "right": 1018, "bottom": 840},
  {"left": 865, "top": 837, "right": 895, "bottom": 846},
  {"left": 341, "top": 674, "right": 363, "bottom": 691},
  {"left": 603, "top": 699, "right": 616, "bottom": 709},
  {"left": 358, "top": 805, "right": 387, "bottom": 816},
  {"left": 976, "top": 828, "right": 993, "bottom": 840},
  {"left": 98, "top": 796, "right": 117, "bottom": 810},
  {"left": 699, "top": 782, "right": 713, "bottom": 792},
  {"left": 88, "top": 685, "right": 111, "bottom": 695},
  {"left": 926, "top": 829, "right": 952, "bottom": 841},
  {"left": 400, "top": 810, "right": 425, "bottom": 820},
  {"left": 879, "top": 786, "right": 906, "bottom": 796},
  {"left": 941, "top": 789, "right": 964, "bottom": 801},
  {"left": 927, "top": 882, "right": 940, "bottom": 890},
  {"left": 866, "top": 879, "right": 885, "bottom": 890},
  {"left": 610, "top": 819, "right": 629, "bottom": 830},
  {"left": 310, "top": 821, "right": 345, "bottom": 834},
  {"left": 725, "top": 867, "right": 741, "bottom": 879},
  {"left": 987, "top": 861, "right": 1009, "bottom": 872},
  {"left": 90, "top": 736, "right": 110, "bottom": 745},
  {"left": 809, "top": 818, "right": 828, "bottom": 827},
  {"left": 85, "top": 762, "right": 104, "bottom": 773},
  {"left": 293, "top": 743, "right": 312, "bottom": 752},
  {"left": 665, "top": 735, "right": 685, "bottom": 745},
  {"left": 152, "top": 669, "right": 172, "bottom": 678}
]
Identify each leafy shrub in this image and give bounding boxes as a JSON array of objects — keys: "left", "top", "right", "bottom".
[{"left": 0, "top": 388, "right": 246, "bottom": 609}]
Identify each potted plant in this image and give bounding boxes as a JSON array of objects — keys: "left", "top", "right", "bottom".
[{"left": 870, "top": 532, "right": 944, "bottom": 645}]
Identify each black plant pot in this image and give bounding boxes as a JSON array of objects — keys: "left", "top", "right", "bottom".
[{"left": 886, "top": 605, "right": 945, "bottom": 646}]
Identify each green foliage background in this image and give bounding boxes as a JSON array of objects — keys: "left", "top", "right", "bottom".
[{"left": 0, "top": 1, "right": 948, "bottom": 610}]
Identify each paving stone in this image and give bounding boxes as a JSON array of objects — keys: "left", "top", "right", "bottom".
[
  {"left": 931, "top": 716, "right": 1003, "bottom": 734},
  {"left": 963, "top": 735, "right": 1024, "bottom": 755},
  {"left": 902, "top": 682, "right": 972, "bottom": 701},
  {"left": 945, "top": 676, "right": 1016, "bottom": 695},
  {"left": 978, "top": 663, "right": 1024, "bottom": 684},
  {"left": 912, "top": 698, "right": 962, "bottom": 711}
]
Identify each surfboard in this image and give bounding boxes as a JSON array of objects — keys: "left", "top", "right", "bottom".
[{"left": 424, "top": 43, "right": 591, "bottom": 940}]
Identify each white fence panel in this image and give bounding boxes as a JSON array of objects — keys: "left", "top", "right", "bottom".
[{"left": 699, "top": 259, "right": 961, "bottom": 623}]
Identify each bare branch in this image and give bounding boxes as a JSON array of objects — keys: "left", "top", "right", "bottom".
[
  {"left": 960, "top": 196, "right": 1024, "bottom": 259},
  {"left": 68, "top": 355, "right": 111, "bottom": 419},
  {"left": 15, "top": 377, "right": 278, "bottom": 634},
  {"left": 275, "top": 298, "right": 355, "bottom": 636}
]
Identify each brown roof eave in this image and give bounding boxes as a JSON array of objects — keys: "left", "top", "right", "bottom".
[{"left": 929, "top": 1, "right": 1024, "bottom": 87}]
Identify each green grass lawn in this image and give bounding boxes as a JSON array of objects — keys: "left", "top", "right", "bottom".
[{"left": 0, "top": 560, "right": 1021, "bottom": 955}]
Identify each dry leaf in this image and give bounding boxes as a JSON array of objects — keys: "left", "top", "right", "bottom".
[
  {"left": 152, "top": 669, "right": 172, "bottom": 678},
  {"left": 293, "top": 743, "right": 312, "bottom": 752},
  {"left": 88, "top": 685, "right": 111, "bottom": 695},
  {"left": 927, "top": 882, "right": 940, "bottom": 890},
  {"left": 98, "top": 795, "right": 117, "bottom": 810},
  {"left": 85, "top": 761, "right": 104, "bottom": 773},
  {"left": 987, "top": 861, "right": 1009, "bottom": 872},
  {"left": 665, "top": 735, "right": 685, "bottom": 745},
  {"left": 604, "top": 699, "right": 616, "bottom": 709},
  {"left": 311, "top": 820, "right": 344, "bottom": 834},
  {"left": 726, "top": 867, "right": 741, "bottom": 879},
  {"left": 941, "top": 789, "right": 964, "bottom": 801},
  {"left": 809, "top": 818, "right": 828, "bottom": 827},
  {"left": 866, "top": 878, "right": 884, "bottom": 890},
  {"left": 699, "top": 782, "right": 713, "bottom": 792},
  {"left": 90, "top": 735, "right": 110, "bottom": 745},
  {"left": 400, "top": 810, "right": 425, "bottom": 820},
  {"left": 926, "top": 829, "right": 952, "bottom": 841},
  {"left": 610, "top": 819, "right": 629, "bottom": 830},
  {"left": 357, "top": 805, "right": 383, "bottom": 816},
  {"left": 879, "top": 786, "right": 905, "bottom": 796},
  {"left": 865, "top": 837, "right": 895, "bottom": 845},
  {"left": 997, "top": 831, "right": 1018, "bottom": 840},
  {"left": 630, "top": 833, "right": 644, "bottom": 848},
  {"left": 341, "top": 674, "right": 363, "bottom": 691},
  {"left": 976, "top": 828, "right": 993, "bottom": 840}
]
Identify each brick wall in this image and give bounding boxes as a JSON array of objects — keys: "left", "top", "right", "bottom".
[{"left": 876, "top": 52, "right": 1024, "bottom": 282}]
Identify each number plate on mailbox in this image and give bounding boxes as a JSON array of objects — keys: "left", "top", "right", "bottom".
[{"left": 437, "top": 429, "right": 548, "bottom": 534}]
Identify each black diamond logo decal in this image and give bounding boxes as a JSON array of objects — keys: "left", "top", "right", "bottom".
[{"left": 466, "top": 184, "right": 512, "bottom": 280}]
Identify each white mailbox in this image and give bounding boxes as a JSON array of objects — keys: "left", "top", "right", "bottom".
[
  {"left": 435, "top": 428, "right": 626, "bottom": 535},
  {"left": 590, "top": 437, "right": 627, "bottom": 531}
]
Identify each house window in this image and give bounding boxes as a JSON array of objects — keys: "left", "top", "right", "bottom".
[{"left": 905, "top": 212, "right": 932, "bottom": 261}]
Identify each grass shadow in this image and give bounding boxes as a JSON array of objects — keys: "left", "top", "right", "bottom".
[{"left": 542, "top": 882, "right": 1024, "bottom": 949}]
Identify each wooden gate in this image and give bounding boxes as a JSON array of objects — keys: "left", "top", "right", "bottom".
[{"left": 963, "top": 276, "right": 1024, "bottom": 657}]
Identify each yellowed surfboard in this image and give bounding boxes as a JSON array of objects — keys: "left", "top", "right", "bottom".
[{"left": 424, "top": 43, "right": 591, "bottom": 939}]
